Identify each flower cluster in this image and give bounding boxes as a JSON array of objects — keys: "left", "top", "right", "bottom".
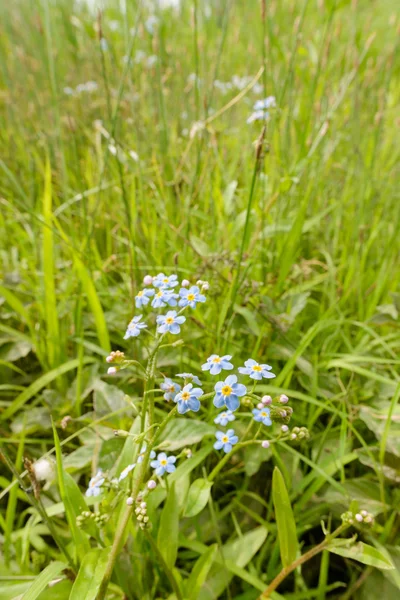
[{"left": 341, "top": 509, "right": 374, "bottom": 526}]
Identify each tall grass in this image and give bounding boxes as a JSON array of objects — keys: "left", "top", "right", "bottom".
[{"left": 0, "top": 0, "right": 399, "bottom": 598}]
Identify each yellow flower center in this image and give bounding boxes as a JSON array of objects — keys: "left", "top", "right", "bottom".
[
  {"left": 166, "top": 317, "right": 174, "bottom": 324},
  {"left": 261, "top": 411, "right": 267, "bottom": 417},
  {"left": 222, "top": 436, "right": 229, "bottom": 443},
  {"left": 181, "top": 392, "right": 190, "bottom": 401},
  {"left": 156, "top": 291, "right": 163, "bottom": 298},
  {"left": 221, "top": 385, "right": 232, "bottom": 396},
  {"left": 160, "top": 459, "right": 167, "bottom": 466},
  {"left": 187, "top": 294, "right": 195, "bottom": 301},
  {"left": 212, "top": 357, "right": 221, "bottom": 363},
  {"left": 168, "top": 385, "right": 175, "bottom": 392},
  {"left": 163, "top": 278, "right": 169, "bottom": 283},
  {"left": 138, "top": 291, "right": 143, "bottom": 297},
  {"left": 252, "top": 365, "right": 262, "bottom": 372}
]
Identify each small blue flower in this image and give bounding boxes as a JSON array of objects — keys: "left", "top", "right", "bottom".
[
  {"left": 160, "top": 378, "right": 181, "bottom": 401},
  {"left": 176, "top": 373, "right": 202, "bottom": 386},
  {"left": 150, "top": 452, "right": 176, "bottom": 476},
  {"left": 214, "top": 429, "right": 238, "bottom": 453},
  {"left": 156, "top": 311, "right": 186, "bottom": 335},
  {"left": 137, "top": 444, "right": 156, "bottom": 464},
  {"left": 238, "top": 359, "right": 275, "bottom": 381},
  {"left": 153, "top": 273, "right": 179, "bottom": 289},
  {"left": 213, "top": 374, "right": 247, "bottom": 412},
  {"left": 178, "top": 285, "right": 206, "bottom": 308},
  {"left": 151, "top": 289, "right": 178, "bottom": 308},
  {"left": 214, "top": 410, "right": 235, "bottom": 426},
  {"left": 201, "top": 354, "right": 233, "bottom": 375},
  {"left": 85, "top": 470, "right": 105, "bottom": 497},
  {"left": 252, "top": 408, "right": 272, "bottom": 426},
  {"left": 174, "top": 383, "right": 203, "bottom": 414},
  {"left": 247, "top": 109, "right": 270, "bottom": 124},
  {"left": 135, "top": 288, "right": 155, "bottom": 308},
  {"left": 254, "top": 96, "right": 276, "bottom": 110},
  {"left": 118, "top": 463, "right": 136, "bottom": 481},
  {"left": 124, "top": 315, "right": 147, "bottom": 339}
]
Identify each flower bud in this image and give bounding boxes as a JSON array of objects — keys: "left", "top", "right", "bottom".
[
  {"left": 140, "top": 502, "right": 147, "bottom": 509},
  {"left": 290, "top": 433, "right": 297, "bottom": 440},
  {"left": 181, "top": 279, "right": 190, "bottom": 287},
  {"left": 279, "top": 394, "right": 289, "bottom": 404},
  {"left": 262, "top": 395, "right": 272, "bottom": 405},
  {"left": 126, "top": 497, "right": 134, "bottom": 506},
  {"left": 32, "top": 458, "right": 55, "bottom": 482},
  {"left": 257, "top": 402, "right": 264, "bottom": 409},
  {"left": 355, "top": 514, "right": 363, "bottom": 522},
  {"left": 202, "top": 282, "right": 209, "bottom": 291},
  {"left": 106, "top": 355, "right": 113, "bottom": 363},
  {"left": 107, "top": 367, "right": 117, "bottom": 375},
  {"left": 281, "top": 425, "right": 289, "bottom": 433},
  {"left": 261, "top": 440, "right": 270, "bottom": 449},
  {"left": 147, "top": 480, "right": 157, "bottom": 490},
  {"left": 143, "top": 275, "right": 153, "bottom": 285}
]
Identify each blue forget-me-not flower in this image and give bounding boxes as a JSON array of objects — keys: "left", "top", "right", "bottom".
[
  {"left": 174, "top": 383, "right": 203, "bottom": 414},
  {"left": 118, "top": 463, "right": 136, "bottom": 481},
  {"left": 151, "top": 289, "right": 178, "bottom": 308},
  {"left": 202, "top": 354, "right": 233, "bottom": 375},
  {"left": 124, "top": 315, "right": 147, "bottom": 339},
  {"left": 178, "top": 285, "right": 206, "bottom": 308},
  {"left": 157, "top": 311, "right": 186, "bottom": 334},
  {"left": 86, "top": 470, "right": 105, "bottom": 497},
  {"left": 176, "top": 373, "right": 202, "bottom": 385},
  {"left": 238, "top": 359, "right": 275, "bottom": 380},
  {"left": 213, "top": 374, "right": 247, "bottom": 411},
  {"left": 160, "top": 378, "right": 181, "bottom": 401},
  {"left": 214, "top": 410, "right": 235, "bottom": 426},
  {"left": 137, "top": 444, "right": 156, "bottom": 463},
  {"left": 252, "top": 407, "right": 272, "bottom": 426},
  {"left": 153, "top": 273, "right": 179, "bottom": 289},
  {"left": 214, "top": 429, "right": 238, "bottom": 453},
  {"left": 135, "top": 288, "right": 155, "bottom": 308},
  {"left": 150, "top": 452, "right": 176, "bottom": 476}
]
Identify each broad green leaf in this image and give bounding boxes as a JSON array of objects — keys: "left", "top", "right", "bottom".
[
  {"left": 157, "top": 482, "right": 179, "bottom": 569},
  {"left": 196, "top": 527, "right": 268, "bottom": 599},
  {"left": 69, "top": 548, "right": 111, "bottom": 600},
  {"left": 159, "top": 419, "right": 215, "bottom": 451},
  {"left": 183, "top": 479, "right": 213, "bottom": 518},
  {"left": 327, "top": 540, "right": 394, "bottom": 570},
  {"left": 21, "top": 561, "right": 66, "bottom": 600},
  {"left": 52, "top": 421, "right": 91, "bottom": 562},
  {"left": 185, "top": 544, "right": 217, "bottom": 600},
  {"left": 272, "top": 466, "right": 299, "bottom": 567}
]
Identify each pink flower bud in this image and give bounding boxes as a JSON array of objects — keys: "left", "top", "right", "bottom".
[
  {"left": 355, "top": 513, "right": 363, "bottom": 522},
  {"left": 143, "top": 275, "right": 153, "bottom": 285},
  {"left": 106, "top": 355, "right": 113, "bottom": 363},
  {"left": 261, "top": 440, "right": 270, "bottom": 449},
  {"left": 202, "top": 282, "right": 209, "bottom": 291},
  {"left": 279, "top": 394, "right": 289, "bottom": 404},
  {"left": 181, "top": 279, "right": 190, "bottom": 287},
  {"left": 262, "top": 395, "right": 272, "bottom": 405},
  {"left": 257, "top": 402, "right": 264, "bottom": 409},
  {"left": 107, "top": 367, "right": 117, "bottom": 375},
  {"left": 147, "top": 480, "right": 157, "bottom": 490},
  {"left": 281, "top": 425, "right": 289, "bottom": 433},
  {"left": 126, "top": 497, "right": 134, "bottom": 506}
]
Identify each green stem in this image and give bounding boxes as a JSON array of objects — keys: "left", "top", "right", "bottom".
[
  {"left": 258, "top": 524, "right": 349, "bottom": 598},
  {"left": 144, "top": 530, "right": 183, "bottom": 600},
  {"left": 208, "top": 440, "right": 261, "bottom": 482}
]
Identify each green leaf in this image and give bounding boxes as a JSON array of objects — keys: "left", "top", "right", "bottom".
[
  {"left": 1, "top": 357, "right": 94, "bottom": 420},
  {"left": 52, "top": 420, "right": 91, "bottom": 562},
  {"left": 185, "top": 544, "right": 217, "bottom": 600},
  {"left": 69, "top": 548, "right": 111, "bottom": 600},
  {"left": 157, "top": 482, "right": 180, "bottom": 570},
  {"left": 159, "top": 418, "right": 215, "bottom": 451},
  {"left": 183, "top": 479, "right": 213, "bottom": 518},
  {"left": 272, "top": 466, "right": 299, "bottom": 567},
  {"left": 20, "top": 561, "right": 66, "bottom": 600},
  {"left": 326, "top": 540, "right": 395, "bottom": 570}
]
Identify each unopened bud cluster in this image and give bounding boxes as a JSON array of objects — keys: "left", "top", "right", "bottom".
[
  {"left": 135, "top": 501, "right": 150, "bottom": 529},
  {"left": 289, "top": 426, "right": 310, "bottom": 441},
  {"left": 341, "top": 509, "right": 374, "bottom": 526},
  {"left": 106, "top": 350, "right": 125, "bottom": 364},
  {"left": 77, "top": 510, "right": 108, "bottom": 528}
]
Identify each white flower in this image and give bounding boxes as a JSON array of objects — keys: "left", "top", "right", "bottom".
[{"left": 33, "top": 459, "right": 55, "bottom": 482}]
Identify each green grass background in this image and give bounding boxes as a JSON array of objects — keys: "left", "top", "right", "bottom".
[{"left": 0, "top": 0, "right": 399, "bottom": 598}]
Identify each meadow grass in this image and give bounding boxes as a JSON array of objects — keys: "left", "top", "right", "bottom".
[{"left": 0, "top": 0, "right": 399, "bottom": 598}]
